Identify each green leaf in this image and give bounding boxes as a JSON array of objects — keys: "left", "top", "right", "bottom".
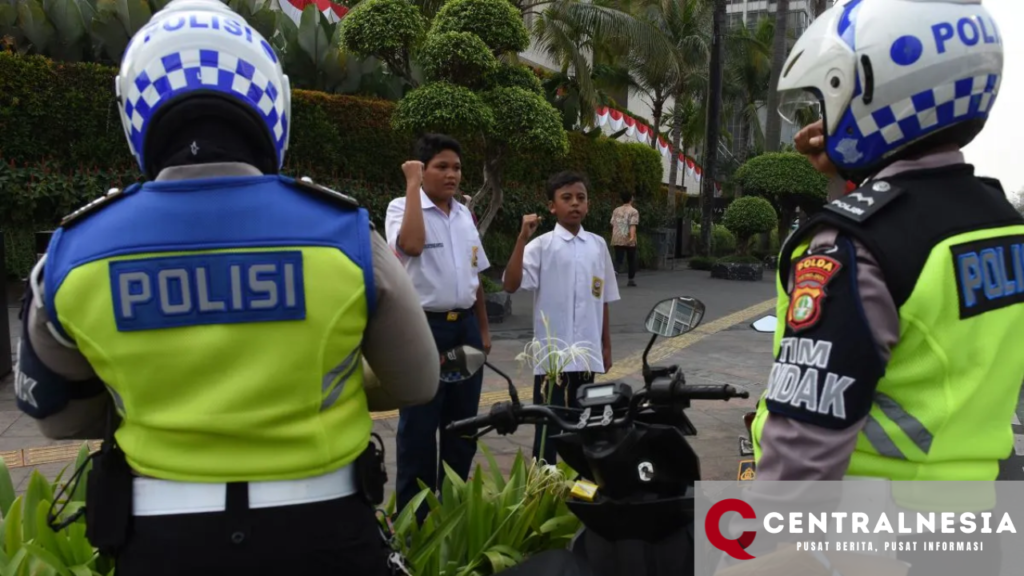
[
  {"left": 3, "top": 548, "right": 28, "bottom": 576},
  {"left": 391, "top": 487, "right": 430, "bottom": 539},
  {"left": 478, "top": 441, "right": 506, "bottom": 493},
  {"left": 538, "top": 513, "right": 579, "bottom": 535},
  {"left": 41, "top": 0, "right": 87, "bottom": 61},
  {"left": 465, "top": 464, "right": 484, "bottom": 559},
  {"left": 113, "top": 0, "right": 150, "bottom": 37},
  {"left": 0, "top": 458, "right": 18, "bottom": 518},
  {"left": 4, "top": 498, "right": 24, "bottom": 556},
  {"left": 90, "top": 0, "right": 129, "bottom": 62},
  {"left": 22, "top": 542, "right": 71, "bottom": 576},
  {"left": 30, "top": 501, "right": 70, "bottom": 572},
  {"left": 15, "top": 0, "right": 56, "bottom": 54},
  {"left": 71, "top": 444, "right": 92, "bottom": 503},
  {"left": 408, "top": 503, "right": 466, "bottom": 570}
]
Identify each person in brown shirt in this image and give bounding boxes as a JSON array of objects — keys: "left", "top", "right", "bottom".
[{"left": 610, "top": 192, "right": 640, "bottom": 286}]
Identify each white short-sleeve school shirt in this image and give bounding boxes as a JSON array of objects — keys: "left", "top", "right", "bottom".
[
  {"left": 384, "top": 189, "right": 490, "bottom": 312},
  {"left": 508, "top": 223, "right": 621, "bottom": 375}
]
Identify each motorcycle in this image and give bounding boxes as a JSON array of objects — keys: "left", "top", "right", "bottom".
[
  {"left": 441, "top": 296, "right": 749, "bottom": 576},
  {"left": 735, "top": 314, "right": 777, "bottom": 482}
]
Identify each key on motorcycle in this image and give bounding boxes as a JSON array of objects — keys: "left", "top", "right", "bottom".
[{"left": 388, "top": 552, "right": 413, "bottom": 576}]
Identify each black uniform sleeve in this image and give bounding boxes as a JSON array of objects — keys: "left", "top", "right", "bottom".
[
  {"left": 15, "top": 284, "right": 106, "bottom": 420},
  {"left": 764, "top": 235, "right": 887, "bottom": 430}
]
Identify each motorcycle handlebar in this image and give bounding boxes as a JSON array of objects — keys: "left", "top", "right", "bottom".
[
  {"left": 676, "top": 384, "right": 749, "bottom": 401},
  {"left": 446, "top": 382, "right": 749, "bottom": 435}
]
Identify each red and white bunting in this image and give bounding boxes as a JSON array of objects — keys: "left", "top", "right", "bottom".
[
  {"left": 593, "top": 106, "right": 724, "bottom": 192},
  {"left": 279, "top": 0, "right": 349, "bottom": 24},
  {"left": 636, "top": 123, "right": 650, "bottom": 145},
  {"left": 657, "top": 136, "right": 670, "bottom": 157},
  {"left": 608, "top": 109, "right": 625, "bottom": 132}
]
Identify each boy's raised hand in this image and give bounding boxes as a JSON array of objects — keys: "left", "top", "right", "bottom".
[
  {"left": 520, "top": 214, "right": 541, "bottom": 239},
  {"left": 402, "top": 160, "right": 424, "bottom": 190}
]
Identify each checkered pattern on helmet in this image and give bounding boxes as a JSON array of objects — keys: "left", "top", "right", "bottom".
[
  {"left": 855, "top": 74, "right": 999, "bottom": 147},
  {"left": 830, "top": 73, "right": 999, "bottom": 169},
  {"left": 122, "top": 49, "right": 288, "bottom": 166}
]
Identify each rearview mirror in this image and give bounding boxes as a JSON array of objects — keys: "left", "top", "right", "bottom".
[
  {"left": 439, "top": 345, "right": 487, "bottom": 383},
  {"left": 751, "top": 315, "right": 776, "bottom": 333},
  {"left": 644, "top": 297, "right": 705, "bottom": 338}
]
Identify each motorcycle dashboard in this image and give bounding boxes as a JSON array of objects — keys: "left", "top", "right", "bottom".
[{"left": 577, "top": 382, "right": 632, "bottom": 409}]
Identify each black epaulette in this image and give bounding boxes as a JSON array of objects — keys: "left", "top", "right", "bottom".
[
  {"left": 978, "top": 176, "right": 1004, "bottom": 194},
  {"left": 59, "top": 187, "right": 129, "bottom": 228},
  {"left": 822, "top": 179, "right": 906, "bottom": 224},
  {"left": 293, "top": 176, "right": 360, "bottom": 209},
  {"left": 291, "top": 176, "right": 375, "bottom": 230}
]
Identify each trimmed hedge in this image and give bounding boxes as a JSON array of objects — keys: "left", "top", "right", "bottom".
[{"left": 0, "top": 52, "right": 664, "bottom": 278}]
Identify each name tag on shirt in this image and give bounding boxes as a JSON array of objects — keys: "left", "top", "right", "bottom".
[{"left": 110, "top": 251, "right": 306, "bottom": 332}]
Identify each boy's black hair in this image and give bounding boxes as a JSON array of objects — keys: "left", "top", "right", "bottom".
[
  {"left": 620, "top": 191, "right": 633, "bottom": 204},
  {"left": 415, "top": 133, "right": 463, "bottom": 166},
  {"left": 546, "top": 170, "right": 590, "bottom": 201}
]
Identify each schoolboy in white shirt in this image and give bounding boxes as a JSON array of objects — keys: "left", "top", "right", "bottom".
[
  {"left": 502, "top": 171, "right": 620, "bottom": 464},
  {"left": 384, "top": 134, "right": 491, "bottom": 522}
]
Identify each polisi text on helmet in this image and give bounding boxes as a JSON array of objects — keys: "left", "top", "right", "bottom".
[
  {"left": 932, "top": 15, "right": 1001, "bottom": 54},
  {"left": 135, "top": 13, "right": 278, "bottom": 65}
]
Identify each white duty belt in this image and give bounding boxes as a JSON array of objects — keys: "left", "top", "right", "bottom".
[{"left": 132, "top": 463, "right": 358, "bottom": 516}]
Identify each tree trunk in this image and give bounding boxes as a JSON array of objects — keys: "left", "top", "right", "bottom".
[
  {"left": 735, "top": 116, "right": 750, "bottom": 198},
  {"left": 667, "top": 95, "right": 684, "bottom": 208},
  {"left": 778, "top": 203, "right": 795, "bottom": 250},
  {"left": 476, "top": 149, "right": 504, "bottom": 237},
  {"left": 764, "top": 0, "right": 790, "bottom": 153},
  {"left": 649, "top": 92, "right": 666, "bottom": 150},
  {"left": 700, "top": 0, "right": 725, "bottom": 257}
]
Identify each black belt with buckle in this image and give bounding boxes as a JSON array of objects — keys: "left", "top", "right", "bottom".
[{"left": 425, "top": 308, "right": 474, "bottom": 322}]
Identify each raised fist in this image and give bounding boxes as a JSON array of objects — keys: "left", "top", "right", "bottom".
[
  {"left": 520, "top": 213, "right": 541, "bottom": 238},
  {"left": 402, "top": 161, "right": 424, "bottom": 187}
]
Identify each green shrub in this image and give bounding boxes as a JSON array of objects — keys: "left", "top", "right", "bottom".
[
  {"left": 384, "top": 443, "right": 580, "bottom": 574},
  {"left": 480, "top": 275, "right": 504, "bottom": 294},
  {"left": 722, "top": 196, "right": 778, "bottom": 255},
  {"left": 340, "top": 0, "right": 428, "bottom": 65},
  {"left": 418, "top": 31, "right": 498, "bottom": 86},
  {"left": 431, "top": 0, "right": 531, "bottom": 55},
  {"left": 484, "top": 63, "right": 543, "bottom": 94},
  {"left": 733, "top": 152, "right": 828, "bottom": 241},
  {"left": 719, "top": 254, "right": 763, "bottom": 264},
  {"left": 691, "top": 224, "right": 737, "bottom": 258},
  {"left": 689, "top": 256, "right": 718, "bottom": 270}
]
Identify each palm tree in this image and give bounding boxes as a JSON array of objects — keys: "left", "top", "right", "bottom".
[
  {"left": 699, "top": 0, "right": 725, "bottom": 256},
  {"left": 531, "top": 0, "right": 683, "bottom": 129},
  {"left": 724, "top": 15, "right": 773, "bottom": 164},
  {"left": 763, "top": 0, "right": 789, "bottom": 152}
]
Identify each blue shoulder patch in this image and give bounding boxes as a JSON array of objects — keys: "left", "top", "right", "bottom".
[
  {"left": 110, "top": 251, "right": 307, "bottom": 332},
  {"left": 951, "top": 234, "right": 1024, "bottom": 320}
]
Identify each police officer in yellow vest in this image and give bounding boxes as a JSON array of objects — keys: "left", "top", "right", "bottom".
[
  {"left": 752, "top": 0, "right": 1024, "bottom": 486},
  {"left": 12, "top": 1, "right": 440, "bottom": 574}
]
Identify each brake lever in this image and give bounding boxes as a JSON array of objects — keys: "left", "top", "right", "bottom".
[{"left": 472, "top": 425, "right": 496, "bottom": 440}]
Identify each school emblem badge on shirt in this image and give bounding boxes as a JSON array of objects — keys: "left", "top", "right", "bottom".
[
  {"left": 786, "top": 254, "right": 842, "bottom": 332},
  {"left": 471, "top": 246, "right": 479, "bottom": 267},
  {"left": 591, "top": 276, "right": 603, "bottom": 298}
]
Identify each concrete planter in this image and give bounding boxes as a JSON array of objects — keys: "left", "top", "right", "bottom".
[
  {"left": 710, "top": 262, "right": 764, "bottom": 282},
  {"left": 485, "top": 291, "right": 512, "bottom": 323}
]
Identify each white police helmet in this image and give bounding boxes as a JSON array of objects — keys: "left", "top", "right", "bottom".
[
  {"left": 777, "top": 0, "right": 1002, "bottom": 177},
  {"left": 115, "top": 0, "right": 291, "bottom": 175}
]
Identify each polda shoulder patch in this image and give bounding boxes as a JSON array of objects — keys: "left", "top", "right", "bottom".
[
  {"left": 59, "top": 187, "right": 129, "bottom": 228},
  {"left": 786, "top": 254, "right": 843, "bottom": 333},
  {"left": 823, "top": 179, "right": 906, "bottom": 224}
]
